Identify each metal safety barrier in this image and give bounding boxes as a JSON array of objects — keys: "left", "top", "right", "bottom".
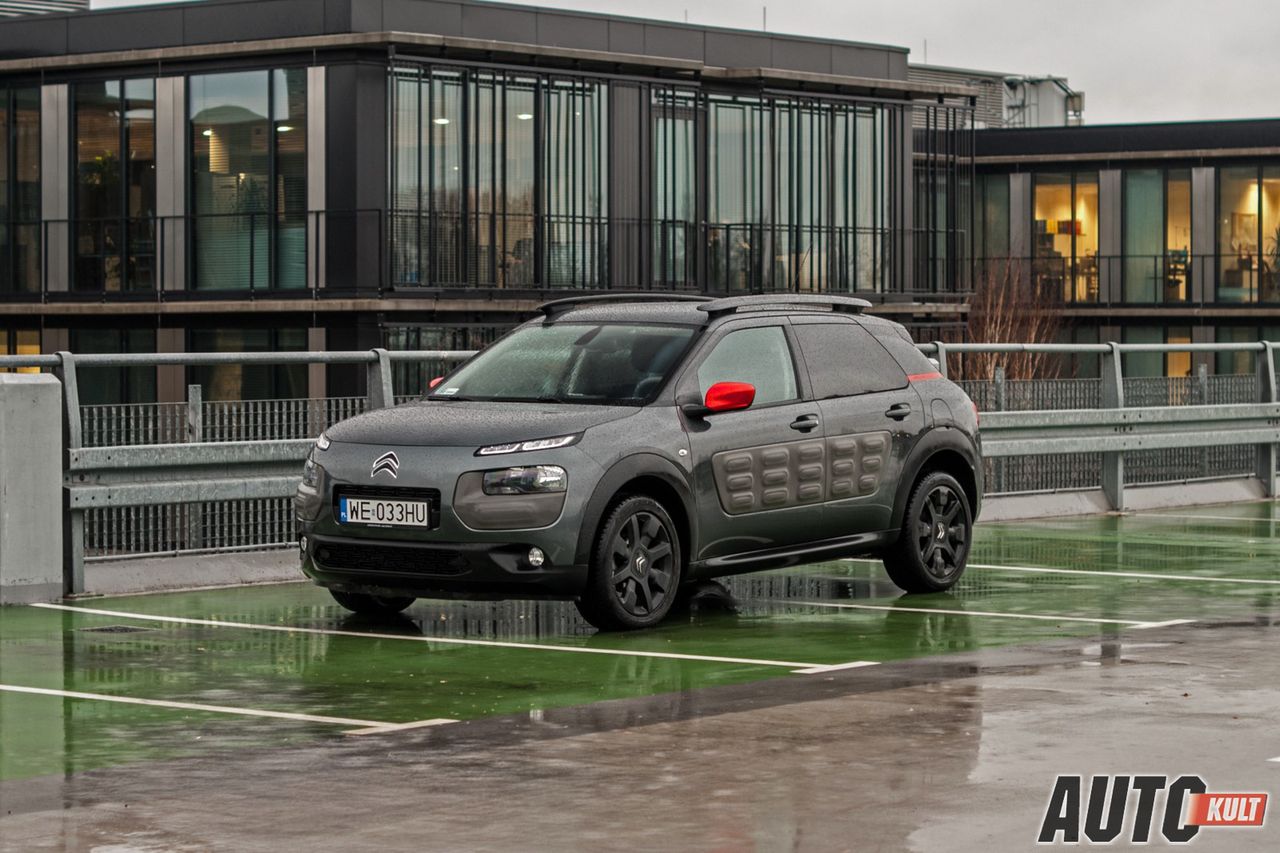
[{"left": 0, "top": 338, "right": 1276, "bottom": 597}]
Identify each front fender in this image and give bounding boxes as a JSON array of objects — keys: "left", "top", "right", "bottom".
[{"left": 573, "top": 453, "right": 697, "bottom": 567}]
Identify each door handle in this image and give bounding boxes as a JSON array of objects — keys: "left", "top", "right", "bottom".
[
  {"left": 790, "top": 414, "right": 821, "bottom": 432},
  {"left": 885, "top": 403, "right": 912, "bottom": 421}
]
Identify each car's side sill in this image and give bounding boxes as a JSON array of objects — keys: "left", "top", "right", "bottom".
[{"left": 689, "top": 530, "right": 897, "bottom": 579}]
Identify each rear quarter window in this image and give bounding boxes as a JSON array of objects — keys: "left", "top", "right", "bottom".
[{"left": 793, "top": 322, "right": 909, "bottom": 398}]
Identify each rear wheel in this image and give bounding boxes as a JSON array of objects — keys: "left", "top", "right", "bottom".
[
  {"left": 576, "top": 495, "right": 682, "bottom": 631},
  {"left": 329, "top": 589, "right": 416, "bottom": 616},
  {"left": 882, "top": 471, "right": 972, "bottom": 593}
]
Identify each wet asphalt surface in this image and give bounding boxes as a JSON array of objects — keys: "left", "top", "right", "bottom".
[{"left": 2, "top": 505, "right": 1279, "bottom": 851}]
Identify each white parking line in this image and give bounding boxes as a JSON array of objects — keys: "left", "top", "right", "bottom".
[
  {"left": 1269, "top": 756, "right": 1280, "bottom": 764},
  {"left": 30, "top": 602, "right": 875, "bottom": 675},
  {"left": 0, "top": 683, "right": 384, "bottom": 728},
  {"left": 343, "top": 719, "right": 461, "bottom": 736},
  {"left": 790, "top": 661, "right": 882, "bottom": 675},
  {"left": 791, "top": 600, "right": 1191, "bottom": 629},
  {"left": 969, "top": 562, "right": 1280, "bottom": 586}
]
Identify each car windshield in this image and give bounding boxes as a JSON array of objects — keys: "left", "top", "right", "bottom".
[{"left": 429, "top": 323, "right": 697, "bottom": 405}]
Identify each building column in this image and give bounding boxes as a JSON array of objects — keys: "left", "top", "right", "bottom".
[
  {"left": 308, "top": 326, "right": 327, "bottom": 398},
  {"left": 1009, "top": 172, "right": 1032, "bottom": 288},
  {"left": 325, "top": 62, "right": 387, "bottom": 295},
  {"left": 156, "top": 327, "right": 185, "bottom": 404},
  {"left": 40, "top": 84, "right": 69, "bottom": 294},
  {"left": 1191, "top": 167, "right": 1216, "bottom": 304},
  {"left": 307, "top": 65, "right": 326, "bottom": 290},
  {"left": 1097, "top": 169, "right": 1122, "bottom": 303},
  {"left": 155, "top": 76, "right": 187, "bottom": 292}
]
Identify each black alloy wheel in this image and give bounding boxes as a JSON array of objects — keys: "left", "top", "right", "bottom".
[
  {"left": 882, "top": 470, "right": 972, "bottom": 593},
  {"left": 577, "top": 495, "right": 682, "bottom": 630}
]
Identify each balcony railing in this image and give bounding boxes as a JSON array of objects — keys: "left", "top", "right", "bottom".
[{"left": 0, "top": 212, "right": 964, "bottom": 301}]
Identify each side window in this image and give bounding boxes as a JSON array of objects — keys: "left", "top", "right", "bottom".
[
  {"left": 697, "top": 326, "right": 798, "bottom": 405},
  {"left": 794, "top": 323, "right": 908, "bottom": 398}
]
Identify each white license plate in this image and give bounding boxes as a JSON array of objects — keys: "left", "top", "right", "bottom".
[{"left": 338, "top": 497, "right": 432, "bottom": 528}]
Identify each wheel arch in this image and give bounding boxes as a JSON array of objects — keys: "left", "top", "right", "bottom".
[
  {"left": 575, "top": 454, "right": 696, "bottom": 570},
  {"left": 890, "top": 429, "right": 982, "bottom": 531}
]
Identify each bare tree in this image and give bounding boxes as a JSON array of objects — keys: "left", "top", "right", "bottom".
[{"left": 954, "top": 261, "right": 1064, "bottom": 381}]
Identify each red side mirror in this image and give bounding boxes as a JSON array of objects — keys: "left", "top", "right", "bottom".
[
  {"left": 428, "top": 376, "right": 444, "bottom": 390},
  {"left": 704, "top": 381, "right": 755, "bottom": 413}
]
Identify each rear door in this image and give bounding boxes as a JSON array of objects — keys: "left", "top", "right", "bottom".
[
  {"left": 677, "top": 319, "right": 827, "bottom": 561},
  {"left": 790, "top": 318, "right": 926, "bottom": 536}
]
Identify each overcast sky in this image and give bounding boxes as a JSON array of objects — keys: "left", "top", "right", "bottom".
[{"left": 89, "top": 0, "right": 1280, "bottom": 125}]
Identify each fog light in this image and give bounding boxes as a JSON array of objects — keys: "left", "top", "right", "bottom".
[
  {"left": 527, "top": 547, "right": 546, "bottom": 568},
  {"left": 299, "top": 535, "right": 308, "bottom": 556}
]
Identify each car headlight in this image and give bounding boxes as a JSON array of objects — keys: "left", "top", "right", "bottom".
[
  {"left": 476, "top": 434, "right": 579, "bottom": 456},
  {"left": 481, "top": 465, "right": 567, "bottom": 495},
  {"left": 302, "top": 452, "right": 325, "bottom": 488},
  {"left": 315, "top": 432, "right": 331, "bottom": 452}
]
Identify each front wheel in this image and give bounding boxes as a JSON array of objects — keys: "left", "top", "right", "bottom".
[
  {"left": 575, "top": 495, "right": 682, "bottom": 631},
  {"left": 882, "top": 471, "right": 972, "bottom": 593},
  {"left": 330, "top": 589, "right": 416, "bottom": 617}
]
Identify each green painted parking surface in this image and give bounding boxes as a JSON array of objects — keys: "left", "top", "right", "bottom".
[{"left": 2, "top": 503, "right": 1278, "bottom": 782}]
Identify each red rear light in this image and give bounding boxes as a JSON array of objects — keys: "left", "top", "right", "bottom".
[
  {"left": 428, "top": 376, "right": 444, "bottom": 390},
  {"left": 972, "top": 401, "right": 980, "bottom": 425}
]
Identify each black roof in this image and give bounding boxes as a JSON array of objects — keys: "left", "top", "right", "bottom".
[
  {"left": 537, "top": 293, "right": 877, "bottom": 326},
  {"left": 976, "top": 118, "right": 1280, "bottom": 161}
]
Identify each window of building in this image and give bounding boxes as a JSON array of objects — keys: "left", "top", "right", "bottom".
[
  {"left": 70, "top": 328, "right": 157, "bottom": 405},
  {"left": 189, "top": 328, "right": 307, "bottom": 400},
  {"left": 1122, "top": 326, "right": 1191, "bottom": 378},
  {"left": 1217, "top": 165, "right": 1280, "bottom": 304},
  {"left": 190, "top": 69, "right": 307, "bottom": 291},
  {"left": 1122, "top": 169, "right": 1191, "bottom": 304},
  {"left": 383, "top": 323, "right": 508, "bottom": 397},
  {"left": 1215, "top": 326, "right": 1280, "bottom": 375},
  {"left": 1033, "top": 171, "right": 1098, "bottom": 302},
  {"left": 697, "top": 326, "right": 798, "bottom": 405},
  {"left": 73, "top": 79, "right": 156, "bottom": 294},
  {"left": 975, "top": 173, "right": 1010, "bottom": 261},
  {"left": 0, "top": 87, "right": 40, "bottom": 295},
  {"left": 652, "top": 87, "right": 696, "bottom": 287},
  {"left": 0, "top": 328, "right": 40, "bottom": 374}
]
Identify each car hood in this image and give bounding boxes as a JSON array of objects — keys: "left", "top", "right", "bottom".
[{"left": 325, "top": 400, "right": 638, "bottom": 447}]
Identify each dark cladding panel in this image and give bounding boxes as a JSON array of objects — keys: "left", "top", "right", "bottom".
[
  {"left": 325, "top": 62, "right": 386, "bottom": 294},
  {"left": 377, "top": 0, "right": 463, "bottom": 36},
  {"left": 536, "top": 12, "right": 608, "bottom": 51},
  {"left": 609, "top": 82, "right": 646, "bottom": 288},
  {"left": 832, "top": 43, "right": 902, "bottom": 80},
  {"left": 67, "top": 8, "right": 184, "bottom": 54},
  {"left": 608, "top": 20, "right": 644, "bottom": 55},
  {"left": 704, "top": 31, "right": 770, "bottom": 68},
  {"left": 182, "top": 0, "right": 331, "bottom": 45},
  {"left": 770, "top": 38, "right": 831, "bottom": 74},
  {"left": 642, "top": 24, "right": 703, "bottom": 61},
  {"left": 460, "top": 3, "right": 537, "bottom": 44},
  {"left": 344, "top": 0, "right": 381, "bottom": 33},
  {"left": 0, "top": 15, "right": 68, "bottom": 58}
]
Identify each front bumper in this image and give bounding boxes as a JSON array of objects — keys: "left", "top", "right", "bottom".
[{"left": 300, "top": 533, "right": 588, "bottom": 599}]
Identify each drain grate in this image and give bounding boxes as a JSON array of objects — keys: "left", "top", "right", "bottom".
[{"left": 75, "top": 625, "right": 155, "bottom": 634}]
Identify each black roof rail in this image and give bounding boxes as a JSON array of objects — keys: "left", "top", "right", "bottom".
[
  {"left": 537, "top": 293, "right": 713, "bottom": 317},
  {"left": 697, "top": 294, "right": 873, "bottom": 319}
]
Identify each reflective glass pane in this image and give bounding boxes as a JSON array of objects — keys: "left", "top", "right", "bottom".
[
  {"left": 1032, "top": 173, "right": 1071, "bottom": 300},
  {"left": 1123, "top": 169, "right": 1162, "bottom": 304},
  {"left": 1166, "top": 170, "right": 1191, "bottom": 303},
  {"left": 273, "top": 69, "right": 306, "bottom": 290},
  {"left": 1218, "top": 166, "right": 1258, "bottom": 303}
]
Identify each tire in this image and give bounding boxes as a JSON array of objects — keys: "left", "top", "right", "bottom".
[
  {"left": 330, "top": 589, "right": 416, "bottom": 616},
  {"left": 882, "top": 471, "right": 972, "bottom": 593},
  {"left": 575, "top": 495, "right": 682, "bottom": 631}
]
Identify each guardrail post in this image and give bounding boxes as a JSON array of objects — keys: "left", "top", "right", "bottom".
[
  {"left": 994, "top": 366, "right": 1006, "bottom": 493},
  {"left": 933, "top": 342, "right": 949, "bottom": 380},
  {"left": 366, "top": 348, "right": 395, "bottom": 410},
  {"left": 1197, "top": 363, "right": 1210, "bottom": 478},
  {"left": 54, "top": 352, "right": 85, "bottom": 595},
  {"left": 1257, "top": 342, "right": 1278, "bottom": 497},
  {"left": 186, "top": 384, "right": 204, "bottom": 550},
  {"left": 1101, "top": 342, "right": 1126, "bottom": 511}
]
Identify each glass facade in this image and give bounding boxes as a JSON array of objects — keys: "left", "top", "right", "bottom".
[
  {"left": 190, "top": 69, "right": 306, "bottom": 291},
  {"left": 1217, "top": 165, "right": 1280, "bottom": 303},
  {"left": 390, "top": 64, "right": 914, "bottom": 294},
  {"left": 189, "top": 328, "right": 307, "bottom": 400},
  {"left": 1121, "top": 169, "right": 1191, "bottom": 304},
  {"left": 1032, "top": 171, "right": 1098, "bottom": 302},
  {"left": 1123, "top": 326, "right": 1191, "bottom": 378},
  {"left": 0, "top": 87, "right": 40, "bottom": 295},
  {"left": 0, "top": 327, "right": 39, "bottom": 374},
  {"left": 70, "top": 327, "right": 157, "bottom": 405},
  {"left": 73, "top": 79, "right": 156, "bottom": 293},
  {"left": 1215, "top": 326, "right": 1280, "bottom": 375}
]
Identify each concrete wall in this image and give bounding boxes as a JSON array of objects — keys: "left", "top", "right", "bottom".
[{"left": 0, "top": 374, "right": 62, "bottom": 604}]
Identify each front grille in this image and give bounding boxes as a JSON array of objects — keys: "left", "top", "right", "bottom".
[{"left": 314, "top": 541, "right": 468, "bottom": 577}]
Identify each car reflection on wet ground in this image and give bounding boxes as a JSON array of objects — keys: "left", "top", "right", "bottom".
[{"left": 2, "top": 504, "right": 1279, "bottom": 851}]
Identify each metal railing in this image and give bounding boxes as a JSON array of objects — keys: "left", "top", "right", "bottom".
[{"left": 0, "top": 339, "right": 1276, "bottom": 596}]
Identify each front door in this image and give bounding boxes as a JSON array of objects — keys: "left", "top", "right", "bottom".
[{"left": 677, "top": 319, "right": 827, "bottom": 562}]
